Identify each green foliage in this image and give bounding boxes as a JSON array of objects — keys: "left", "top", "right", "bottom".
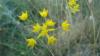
[{"left": 0, "top": 0, "right": 100, "bottom": 56}]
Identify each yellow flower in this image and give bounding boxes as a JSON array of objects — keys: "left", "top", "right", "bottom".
[
  {"left": 61, "top": 20, "right": 70, "bottom": 31},
  {"left": 45, "top": 19, "right": 56, "bottom": 26},
  {"left": 72, "top": 4, "right": 80, "bottom": 13},
  {"left": 68, "top": 0, "right": 76, "bottom": 6},
  {"left": 68, "top": 0, "right": 80, "bottom": 13},
  {"left": 38, "top": 24, "right": 48, "bottom": 37},
  {"left": 19, "top": 11, "right": 28, "bottom": 21},
  {"left": 39, "top": 28, "right": 56, "bottom": 37},
  {"left": 47, "top": 36, "right": 57, "bottom": 45},
  {"left": 41, "top": 24, "right": 56, "bottom": 35},
  {"left": 32, "top": 23, "right": 41, "bottom": 32},
  {"left": 41, "top": 23, "right": 48, "bottom": 30},
  {"left": 26, "top": 38, "right": 36, "bottom": 48},
  {"left": 37, "top": 24, "right": 56, "bottom": 38},
  {"left": 39, "top": 8, "right": 48, "bottom": 18},
  {"left": 39, "top": 29, "right": 48, "bottom": 36}
]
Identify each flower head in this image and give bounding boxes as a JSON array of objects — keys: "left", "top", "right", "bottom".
[
  {"left": 61, "top": 20, "right": 70, "bottom": 31},
  {"left": 19, "top": 11, "right": 28, "bottom": 21},
  {"left": 39, "top": 8, "right": 48, "bottom": 18},
  {"left": 39, "top": 29, "right": 49, "bottom": 36},
  {"left": 68, "top": 0, "right": 80, "bottom": 13},
  {"left": 38, "top": 24, "right": 48, "bottom": 37},
  {"left": 32, "top": 23, "right": 41, "bottom": 32},
  {"left": 26, "top": 38, "right": 36, "bottom": 48},
  {"left": 68, "top": 0, "right": 76, "bottom": 6},
  {"left": 72, "top": 4, "right": 80, "bottom": 13},
  {"left": 41, "top": 23, "right": 48, "bottom": 30},
  {"left": 47, "top": 36, "right": 57, "bottom": 45},
  {"left": 37, "top": 24, "right": 56, "bottom": 38},
  {"left": 45, "top": 19, "right": 56, "bottom": 26}
]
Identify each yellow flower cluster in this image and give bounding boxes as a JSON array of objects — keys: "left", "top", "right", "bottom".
[
  {"left": 18, "top": 8, "right": 70, "bottom": 48},
  {"left": 68, "top": 0, "right": 80, "bottom": 13},
  {"left": 32, "top": 19, "right": 56, "bottom": 37}
]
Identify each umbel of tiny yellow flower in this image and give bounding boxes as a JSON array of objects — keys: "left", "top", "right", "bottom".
[
  {"left": 39, "top": 8, "right": 48, "bottom": 18},
  {"left": 47, "top": 36, "right": 57, "bottom": 45},
  {"left": 61, "top": 20, "right": 70, "bottom": 31},
  {"left": 26, "top": 38, "right": 36, "bottom": 48},
  {"left": 19, "top": 11, "right": 28, "bottom": 21},
  {"left": 45, "top": 19, "right": 56, "bottom": 26},
  {"left": 32, "top": 23, "right": 41, "bottom": 32}
]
